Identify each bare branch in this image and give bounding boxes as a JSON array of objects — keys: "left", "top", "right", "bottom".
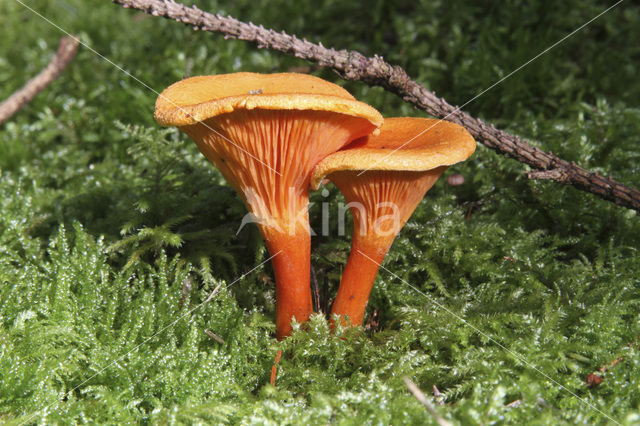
[
  {"left": 111, "top": 0, "right": 640, "bottom": 211},
  {"left": 0, "top": 36, "right": 79, "bottom": 124}
]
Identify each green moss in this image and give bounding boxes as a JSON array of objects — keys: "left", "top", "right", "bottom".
[{"left": 1, "top": 0, "right": 639, "bottom": 423}]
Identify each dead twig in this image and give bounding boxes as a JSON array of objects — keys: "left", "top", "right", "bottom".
[
  {"left": 586, "top": 337, "right": 639, "bottom": 388},
  {"left": 270, "top": 349, "right": 282, "bottom": 387},
  {"left": 178, "top": 275, "right": 193, "bottom": 309},
  {"left": 0, "top": 36, "right": 79, "bottom": 124},
  {"left": 432, "top": 385, "right": 444, "bottom": 406},
  {"left": 204, "top": 328, "right": 225, "bottom": 344},
  {"left": 403, "top": 377, "right": 452, "bottom": 426},
  {"left": 111, "top": 0, "right": 640, "bottom": 212},
  {"left": 310, "top": 264, "right": 321, "bottom": 314},
  {"left": 204, "top": 282, "right": 223, "bottom": 303},
  {"left": 363, "top": 308, "right": 380, "bottom": 332},
  {"left": 505, "top": 399, "right": 521, "bottom": 409}
]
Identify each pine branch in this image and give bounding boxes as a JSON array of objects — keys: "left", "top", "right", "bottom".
[
  {"left": 112, "top": 0, "right": 640, "bottom": 212},
  {"left": 0, "top": 36, "right": 79, "bottom": 124}
]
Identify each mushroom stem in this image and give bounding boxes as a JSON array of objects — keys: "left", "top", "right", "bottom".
[
  {"left": 329, "top": 168, "right": 445, "bottom": 327},
  {"left": 263, "top": 224, "right": 312, "bottom": 340},
  {"left": 331, "top": 236, "right": 391, "bottom": 326},
  {"left": 313, "top": 117, "right": 476, "bottom": 328},
  {"left": 155, "top": 73, "right": 383, "bottom": 339}
]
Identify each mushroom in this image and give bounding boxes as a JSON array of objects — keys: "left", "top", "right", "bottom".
[
  {"left": 311, "top": 117, "right": 475, "bottom": 326},
  {"left": 155, "top": 72, "right": 382, "bottom": 339}
]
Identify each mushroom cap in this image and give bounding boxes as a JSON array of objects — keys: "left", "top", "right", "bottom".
[
  {"left": 311, "top": 117, "right": 475, "bottom": 189},
  {"left": 155, "top": 72, "right": 383, "bottom": 127}
]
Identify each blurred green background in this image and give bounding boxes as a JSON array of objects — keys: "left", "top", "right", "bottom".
[{"left": 1, "top": 0, "right": 639, "bottom": 423}]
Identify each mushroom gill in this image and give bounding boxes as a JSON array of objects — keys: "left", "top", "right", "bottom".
[
  {"left": 155, "top": 72, "right": 382, "bottom": 339},
  {"left": 311, "top": 117, "right": 476, "bottom": 327}
]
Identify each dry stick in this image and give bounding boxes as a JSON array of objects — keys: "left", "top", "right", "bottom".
[
  {"left": 310, "top": 264, "right": 321, "bottom": 314},
  {"left": 0, "top": 36, "right": 79, "bottom": 124},
  {"left": 585, "top": 337, "right": 639, "bottom": 388},
  {"left": 270, "top": 349, "right": 283, "bottom": 387},
  {"left": 112, "top": 0, "right": 640, "bottom": 212},
  {"left": 403, "top": 377, "right": 452, "bottom": 426},
  {"left": 204, "top": 328, "right": 225, "bottom": 344}
]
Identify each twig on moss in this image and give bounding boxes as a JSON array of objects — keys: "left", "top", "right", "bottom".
[
  {"left": 403, "top": 377, "right": 452, "bottom": 426},
  {"left": 204, "top": 328, "right": 225, "bottom": 344},
  {"left": 111, "top": 0, "right": 640, "bottom": 212},
  {"left": 0, "top": 36, "right": 79, "bottom": 124},
  {"left": 433, "top": 385, "right": 445, "bottom": 406},
  {"left": 505, "top": 399, "right": 522, "bottom": 409},
  {"left": 310, "top": 264, "right": 321, "bottom": 314},
  {"left": 270, "top": 349, "right": 283, "bottom": 387},
  {"left": 586, "top": 337, "right": 639, "bottom": 388}
]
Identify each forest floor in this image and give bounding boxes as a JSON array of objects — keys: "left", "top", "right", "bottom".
[{"left": 1, "top": 0, "right": 639, "bottom": 424}]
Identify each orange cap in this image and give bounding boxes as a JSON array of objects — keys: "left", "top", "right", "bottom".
[
  {"left": 154, "top": 72, "right": 383, "bottom": 339},
  {"left": 155, "top": 72, "right": 382, "bottom": 127},
  {"left": 311, "top": 117, "right": 475, "bottom": 189}
]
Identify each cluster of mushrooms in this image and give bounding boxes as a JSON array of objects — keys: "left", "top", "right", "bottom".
[{"left": 155, "top": 73, "right": 475, "bottom": 340}]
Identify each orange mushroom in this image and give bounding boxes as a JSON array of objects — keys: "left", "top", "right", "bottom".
[
  {"left": 311, "top": 117, "right": 475, "bottom": 327},
  {"left": 155, "top": 72, "right": 382, "bottom": 339}
]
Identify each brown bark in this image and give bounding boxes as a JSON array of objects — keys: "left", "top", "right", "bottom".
[
  {"left": 112, "top": 0, "right": 640, "bottom": 211},
  {"left": 0, "top": 36, "right": 79, "bottom": 124}
]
